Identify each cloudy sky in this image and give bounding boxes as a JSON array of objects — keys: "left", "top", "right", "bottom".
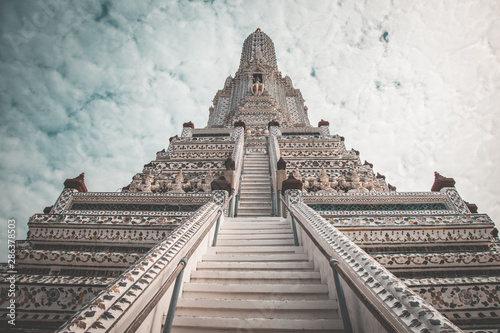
[{"left": 1, "top": 0, "right": 499, "bottom": 261}]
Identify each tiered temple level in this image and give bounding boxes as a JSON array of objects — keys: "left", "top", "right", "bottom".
[{"left": 0, "top": 28, "right": 498, "bottom": 332}]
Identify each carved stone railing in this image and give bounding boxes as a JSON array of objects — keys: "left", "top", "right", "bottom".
[
  {"left": 269, "top": 125, "right": 281, "bottom": 213},
  {"left": 231, "top": 126, "right": 245, "bottom": 209},
  {"left": 56, "top": 200, "right": 223, "bottom": 333},
  {"left": 287, "top": 190, "right": 463, "bottom": 333}
]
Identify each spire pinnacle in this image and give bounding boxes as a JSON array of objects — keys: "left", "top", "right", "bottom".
[{"left": 239, "top": 29, "right": 278, "bottom": 72}]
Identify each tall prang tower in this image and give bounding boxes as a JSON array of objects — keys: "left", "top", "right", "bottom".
[
  {"left": 1, "top": 29, "right": 498, "bottom": 333},
  {"left": 206, "top": 28, "right": 310, "bottom": 130}
]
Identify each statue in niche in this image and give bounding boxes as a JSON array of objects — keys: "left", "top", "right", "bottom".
[
  {"left": 348, "top": 170, "right": 369, "bottom": 193},
  {"left": 317, "top": 169, "right": 336, "bottom": 193},
  {"left": 293, "top": 168, "right": 302, "bottom": 181},
  {"left": 142, "top": 173, "right": 154, "bottom": 193},
  {"left": 169, "top": 170, "right": 185, "bottom": 193},
  {"left": 199, "top": 171, "right": 214, "bottom": 193}
]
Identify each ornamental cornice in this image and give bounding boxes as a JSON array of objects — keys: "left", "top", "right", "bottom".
[
  {"left": 190, "top": 128, "right": 233, "bottom": 136},
  {"left": 70, "top": 192, "right": 212, "bottom": 205},
  {"left": 0, "top": 273, "right": 114, "bottom": 286},
  {"left": 171, "top": 143, "right": 234, "bottom": 151},
  {"left": 29, "top": 214, "right": 187, "bottom": 226},
  {"left": 402, "top": 276, "right": 500, "bottom": 286},
  {"left": 28, "top": 226, "right": 171, "bottom": 243},
  {"left": 373, "top": 251, "right": 500, "bottom": 268},
  {"left": 327, "top": 214, "right": 493, "bottom": 227},
  {"left": 17, "top": 249, "right": 144, "bottom": 267},
  {"left": 341, "top": 227, "right": 492, "bottom": 245},
  {"left": 278, "top": 134, "right": 342, "bottom": 141},
  {"left": 157, "top": 151, "right": 230, "bottom": 160},
  {"left": 303, "top": 191, "right": 447, "bottom": 199},
  {"left": 171, "top": 136, "right": 234, "bottom": 143}
]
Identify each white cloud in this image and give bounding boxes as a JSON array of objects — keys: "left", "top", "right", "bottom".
[{"left": 0, "top": 0, "right": 499, "bottom": 261}]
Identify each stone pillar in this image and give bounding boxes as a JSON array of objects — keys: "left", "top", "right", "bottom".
[
  {"left": 212, "top": 190, "right": 229, "bottom": 216},
  {"left": 318, "top": 119, "right": 330, "bottom": 136},
  {"left": 51, "top": 173, "right": 88, "bottom": 214},
  {"left": 431, "top": 172, "right": 471, "bottom": 214},
  {"left": 284, "top": 189, "right": 302, "bottom": 218},
  {"left": 282, "top": 176, "right": 303, "bottom": 218},
  {"left": 276, "top": 158, "right": 287, "bottom": 217},
  {"left": 181, "top": 121, "right": 194, "bottom": 138}
]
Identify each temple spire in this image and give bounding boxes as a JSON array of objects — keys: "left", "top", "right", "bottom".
[{"left": 238, "top": 28, "right": 278, "bottom": 72}]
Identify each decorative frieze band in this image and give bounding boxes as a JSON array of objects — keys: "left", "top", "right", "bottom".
[
  {"left": 29, "top": 214, "right": 187, "bottom": 226},
  {"left": 17, "top": 249, "right": 144, "bottom": 268},
  {"left": 340, "top": 227, "right": 492, "bottom": 245},
  {"left": 28, "top": 226, "right": 172, "bottom": 244},
  {"left": 373, "top": 251, "right": 500, "bottom": 269},
  {"left": 326, "top": 214, "right": 493, "bottom": 227}
]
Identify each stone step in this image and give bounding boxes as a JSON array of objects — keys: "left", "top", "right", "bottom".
[
  {"left": 172, "top": 317, "right": 343, "bottom": 332},
  {"left": 181, "top": 283, "right": 330, "bottom": 300},
  {"left": 241, "top": 180, "right": 271, "bottom": 189},
  {"left": 236, "top": 212, "right": 273, "bottom": 218},
  {"left": 241, "top": 183, "right": 271, "bottom": 187},
  {"left": 202, "top": 253, "right": 307, "bottom": 262},
  {"left": 225, "top": 217, "right": 283, "bottom": 222},
  {"left": 238, "top": 207, "right": 272, "bottom": 217},
  {"left": 222, "top": 226, "right": 290, "bottom": 232},
  {"left": 238, "top": 196, "right": 272, "bottom": 201},
  {"left": 222, "top": 224, "right": 289, "bottom": 229},
  {"left": 224, "top": 218, "right": 284, "bottom": 223},
  {"left": 189, "top": 270, "right": 322, "bottom": 284},
  {"left": 215, "top": 239, "right": 295, "bottom": 246},
  {"left": 236, "top": 206, "right": 273, "bottom": 212},
  {"left": 238, "top": 193, "right": 271, "bottom": 203},
  {"left": 196, "top": 261, "right": 315, "bottom": 271},
  {"left": 243, "top": 169, "right": 269, "bottom": 172},
  {"left": 238, "top": 202, "right": 272, "bottom": 208},
  {"left": 175, "top": 299, "right": 337, "bottom": 320},
  {"left": 242, "top": 176, "right": 271, "bottom": 180},
  {"left": 218, "top": 229, "right": 292, "bottom": 235},
  {"left": 218, "top": 233, "right": 293, "bottom": 240},
  {"left": 207, "top": 245, "right": 303, "bottom": 254},
  {"left": 240, "top": 189, "right": 273, "bottom": 194}
]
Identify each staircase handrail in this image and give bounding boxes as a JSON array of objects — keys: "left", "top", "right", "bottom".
[
  {"left": 268, "top": 126, "right": 281, "bottom": 215},
  {"left": 289, "top": 198, "right": 463, "bottom": 333},
  {"left": 231, "top": 128, "right": 245, "bottom": 199},
  {"left": 57, "top": 202, "right": 222, "bottom": 333}
]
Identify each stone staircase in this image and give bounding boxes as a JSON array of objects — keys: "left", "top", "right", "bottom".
[
  {"left": 171, "top": 217, "right": 344, "bottom": 332},
  {"left": 237, "top": 152, "right": 273, "bottom": 217}
]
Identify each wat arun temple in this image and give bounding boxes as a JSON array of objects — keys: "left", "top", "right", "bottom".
[{"left": 1, "top": 29, "right": 499, "bottom": 333}]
